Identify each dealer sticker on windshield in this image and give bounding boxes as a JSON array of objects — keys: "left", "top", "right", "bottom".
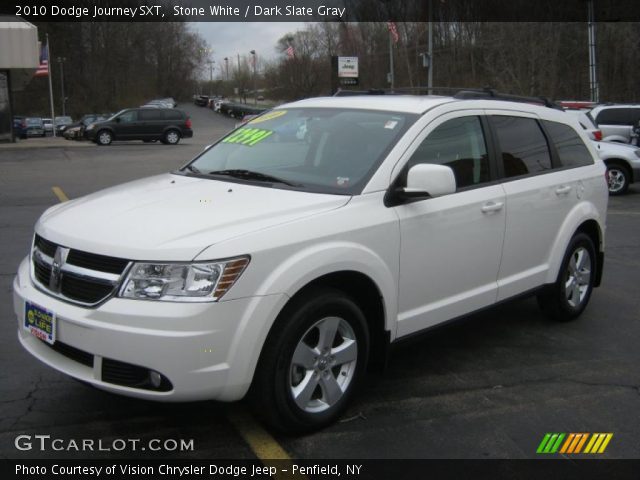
[
  {"left": 222, "top": 128, "right": 273, "bottom": 146},
  {"left": 24, "top": 301, "right": 56, "bottom": 345}
]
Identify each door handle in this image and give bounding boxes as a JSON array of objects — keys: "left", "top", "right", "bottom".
[
  {"left": 481, "top": 201, "right": 504, "bottom": 213},
  {"left": 555, "top": 185, "right": 572, "bottom": 195}
]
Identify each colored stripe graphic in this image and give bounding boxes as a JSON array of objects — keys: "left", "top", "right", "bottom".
[
  {"left": 539, "top": 433, "right": 613, "bottom": 454},
  {"left": 537, "top": 433, "right": 565, "bottom": 453}
]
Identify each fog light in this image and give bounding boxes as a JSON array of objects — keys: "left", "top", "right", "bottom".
[{"left": 149, "top": 371, "right": 162, "bottom": 388}]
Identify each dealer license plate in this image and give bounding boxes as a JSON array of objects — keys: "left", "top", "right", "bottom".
[{"left": 24, "top": 301, "right": 56, "bottom": 345}]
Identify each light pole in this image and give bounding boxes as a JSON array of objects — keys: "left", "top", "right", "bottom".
[
  {"left": 250, "top": 50, "right": 257, "bottom": 104},
  {"left": 56, "top": 56, "right": 67, "bottom": 117},
  {"left": 207, "top": 60, "right": 215, "bottom": 97},
  {"left": 224, "top": 57, "right": 229, "bottom": 81}
]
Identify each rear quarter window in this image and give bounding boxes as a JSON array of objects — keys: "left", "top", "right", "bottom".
[
  {"left": 164, "top": 110, "right": 184, "bottom": 121},
  {"left": 595, "top": 108, "right": 636, "bottom": 126},
  {"left": 542, "top": 121, "right": 594, "bottom": 168}
]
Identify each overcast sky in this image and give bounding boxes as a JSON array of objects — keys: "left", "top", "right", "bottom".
[{"left": 191, "top": 22, "right": 306, "bottom": 77}]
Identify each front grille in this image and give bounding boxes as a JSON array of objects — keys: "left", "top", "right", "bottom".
[
  {"left": 41, "top": 339, "right": 94, "bottom": 368},
  {"left": 31, "top": 234, "right": 130, "bottom": 306},
  {"left": 60, "top": 275, "right": 114, "bottom": 304},
  {"left": 102, "top": 358, "right": 172, "bottom": 391},
  {"left": 66, "top": 250, "right": 129, "bottom": 275}
]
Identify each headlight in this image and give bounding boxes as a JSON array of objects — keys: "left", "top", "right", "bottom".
[
  {"left": 119, "top": 256, "right": 249, "bottom": 302},
  {"left": 634, "top": 150, "right": 640, "bottom": 159}
]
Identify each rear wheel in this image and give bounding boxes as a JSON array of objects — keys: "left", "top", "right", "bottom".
[
  {"left": 96, "top": 130, "right": 113, "bottom": 146},
  {"left": 606, "top": 163, "right": 630, "bottom": 195},
  {"left": 162, "top": 129, "right": 181, "bottom": 145},
  {"left": 537, "top": 233, "right": 596, "bottom": 322},
  {"left": 250, "top": 288, "right": 369, "bottom": 433}
]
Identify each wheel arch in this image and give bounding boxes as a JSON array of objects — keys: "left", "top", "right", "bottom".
[
  {"left": 546, "top": 207, "right": 605, "bottom": 288},
  {"left": 603, "top": 158, "right": 633, "bottom": 182}
]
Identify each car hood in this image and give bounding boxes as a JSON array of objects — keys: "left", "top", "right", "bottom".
[{"left": 36, "top": 173, "right": 350, "bottom": 261}]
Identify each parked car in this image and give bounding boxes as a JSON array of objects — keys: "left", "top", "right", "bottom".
[
  {"left": 14, "top": 92, "right": 607, "bottom": 433},
  {"left": 25, "top": 117, "right": 45, "bottom": 137},
  {"left": 54, "top": 116, "right": 73, "bottom": 134},
  {"left": 593, "top": 140, "right": 640, "bottom": 195},
  {"left": 85, "top": 107, "right": 192, "bottom": 145},
  {"left": 194, "top": 95, "right": 209, "bottom": 107},
  {"left": 12, "top": 116, "right": 28, "bottom": 139},
  {"left": 63, "top": 114, "right": 110, "bottom": 140},
  {"left": 42, "top": 118, "right": 53, "bottom": 136},
  {"left": 589, "top": 104, "right": 640, "bottom": 143}
]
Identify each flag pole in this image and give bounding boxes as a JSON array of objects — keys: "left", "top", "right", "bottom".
[{"left": 46, "top": 33, "right": 56, "bottom": 137}]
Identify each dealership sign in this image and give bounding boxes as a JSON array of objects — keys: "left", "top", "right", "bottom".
[{"left": 337, "top": 57, "right": 358, "bottom": 78}]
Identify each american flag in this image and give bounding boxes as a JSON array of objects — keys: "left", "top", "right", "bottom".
[
  {"left": 285, "top": 43, "right": 295, "bottom": 59},
  {"left": 387, "top": 22, "right": 399, "bottom": 44},
  {"left": 35, "top": 42, "right": 49, "bottom": 77}
]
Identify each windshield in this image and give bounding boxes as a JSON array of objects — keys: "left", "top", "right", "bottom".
[
  {"left": 26, "top": 118, "right": 42, "bottom": 126},
  {"left": 184, "top": 108, "right": 416, "bottom": 194}
]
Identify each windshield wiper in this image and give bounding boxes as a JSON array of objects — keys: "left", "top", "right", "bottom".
[
  {"left": 183, "top": 164, "right": 202, "bottom": 174},
  {"left": 207, "top": 169, "right": 302, "bottom": 187}
]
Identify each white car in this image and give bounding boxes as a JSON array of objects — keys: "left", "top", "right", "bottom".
[
  {"left": 589, "top": 104, "right": 640, "bottom": 144},
  {"left": 593, "top": 140, "right": 640, "bottom": 195},
  {"left": 14, "top": 93, "right": 608, "bottom": 432}
]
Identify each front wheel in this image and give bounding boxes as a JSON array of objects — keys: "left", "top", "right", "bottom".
[
  {"left": 537, "top": 233, "right": 596, "bottom": 322},
  {"left": 96, "top": 130, "right": 113, "bottom": 146},
  {"left": 250, "top": 288, "right": 369, "bottom": 433},
  {"left": 606, "top": 163, "right": 630, "bottom": 195}
]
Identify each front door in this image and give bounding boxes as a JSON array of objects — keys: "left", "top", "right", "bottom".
[{"left": 394, "top": 112, "right": 506, "bottom": 337}]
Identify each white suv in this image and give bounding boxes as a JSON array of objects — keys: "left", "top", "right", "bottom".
[{"left": 13, "top": 93, "right": 608, "bottom": 432}]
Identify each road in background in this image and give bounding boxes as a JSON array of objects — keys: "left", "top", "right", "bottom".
[{"left": 1, "top": 104, "right": 639, "bottom": 459}]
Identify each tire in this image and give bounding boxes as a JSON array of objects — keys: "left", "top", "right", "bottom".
[
  {"left": 606, "top": 163, "right": 630, "bottom": 195},
  {"left": 163, "top": 129, "right": 181, "bottom": 145},
  {"left": 96, "top": 130, "right": 113, "bottom": 146},
  {"left": 250, "top": 288, "right": 369, "bottom": 433},
  {"left": 537, "top": 232, "right": 597, "bottom": 322}
]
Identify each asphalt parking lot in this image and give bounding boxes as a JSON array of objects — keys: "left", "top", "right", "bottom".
[{"left": 1, "top": 103, "right": 639, "bottom": 461}]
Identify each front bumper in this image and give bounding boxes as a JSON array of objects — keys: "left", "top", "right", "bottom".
[
  {"left": 632, "top": 165, "right": 640, "bottom": 184},
  {"left": 13, "top": 256, "right": 286, "bottom": 402}
]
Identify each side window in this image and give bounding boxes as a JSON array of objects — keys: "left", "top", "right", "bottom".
[
  {"left": 118, "top": 110, "right": 137, "bottom": 123},
  {"left": 596, "top": 108, "right": 633, "bottom": 126},
  {"left": 164, "top": 110, "right": 183, "bottom": 121},
  {"left": 407, "top": 116, "right": 490, "bottom": 189},
  {"left": 542, "top": 120, "right": 594, "bottom": 168},
  {"left": 138, "top": 109, "right": 162, "bottom": 121},
  {"left": 491, "top": 116, "right": 552, "bottom": 178}
]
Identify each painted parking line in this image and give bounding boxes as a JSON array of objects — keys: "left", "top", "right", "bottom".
[
  {"left": 228, "top": 409, "right": 306, "bottom": 479},
  {"left": 51, "top": 188, "right": 302, "bottom": 473},
  {"left": 51, "top": 186, "right": 69, "bottom": 203},
  {"left": 607, "top": 210, "right": 640, "bottom": 216}
]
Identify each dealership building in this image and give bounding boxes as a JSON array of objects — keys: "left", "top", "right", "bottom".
[{"left": 0, "top": 17, "right": 39, "bottom": 142}]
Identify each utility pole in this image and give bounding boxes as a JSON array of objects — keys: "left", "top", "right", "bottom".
[
  {"left": 388, "top": 34, "right": 394, "bottom": 89},
  {"left": 587, "top": 0, "right": 599, "bottom": 102},
  {"left": 224, "top": 57, "right": 229, "bottom": 80},
  {"left": 250, "top": 50, "right": 257, "bottom": 104},
  {"left": 45, "top": 34, "right": 56, "bottom": 137},
  {"left": 428, "top": 0, "right": 433, "bottom": 94},
  {"left": 57, "top": 57, "right": 66, "bottom": 116}
]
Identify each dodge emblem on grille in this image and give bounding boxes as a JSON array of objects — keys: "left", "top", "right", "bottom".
[{"left": 49, "top": 246, "right": 69, "bottom": 292}]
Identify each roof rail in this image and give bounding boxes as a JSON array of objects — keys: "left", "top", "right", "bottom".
[
  {"left": 453, "top": 88, "right": 563, "bottom": 110},
  {"left": 333, "top": 86, "right": 563, "bottom": 110}
]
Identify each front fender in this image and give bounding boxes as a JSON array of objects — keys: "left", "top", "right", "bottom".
[{"left": 256, "top": 241, "right": 398, "bottom": 337}]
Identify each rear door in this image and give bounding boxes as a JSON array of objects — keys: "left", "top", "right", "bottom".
[
  {"left": 138, "top": 109, "right": 164, "bottom": 138},
  {"left": 487, "top": 112, "right": 578, "bottom": 301}
]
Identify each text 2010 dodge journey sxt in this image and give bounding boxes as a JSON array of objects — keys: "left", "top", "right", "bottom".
[{"left": 14, "top": 93, "right": 608, "bottom": 432}]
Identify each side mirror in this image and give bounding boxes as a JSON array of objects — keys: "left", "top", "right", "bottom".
[{"left": 404, "top": 164, "right": 456, "bottom": 198}]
